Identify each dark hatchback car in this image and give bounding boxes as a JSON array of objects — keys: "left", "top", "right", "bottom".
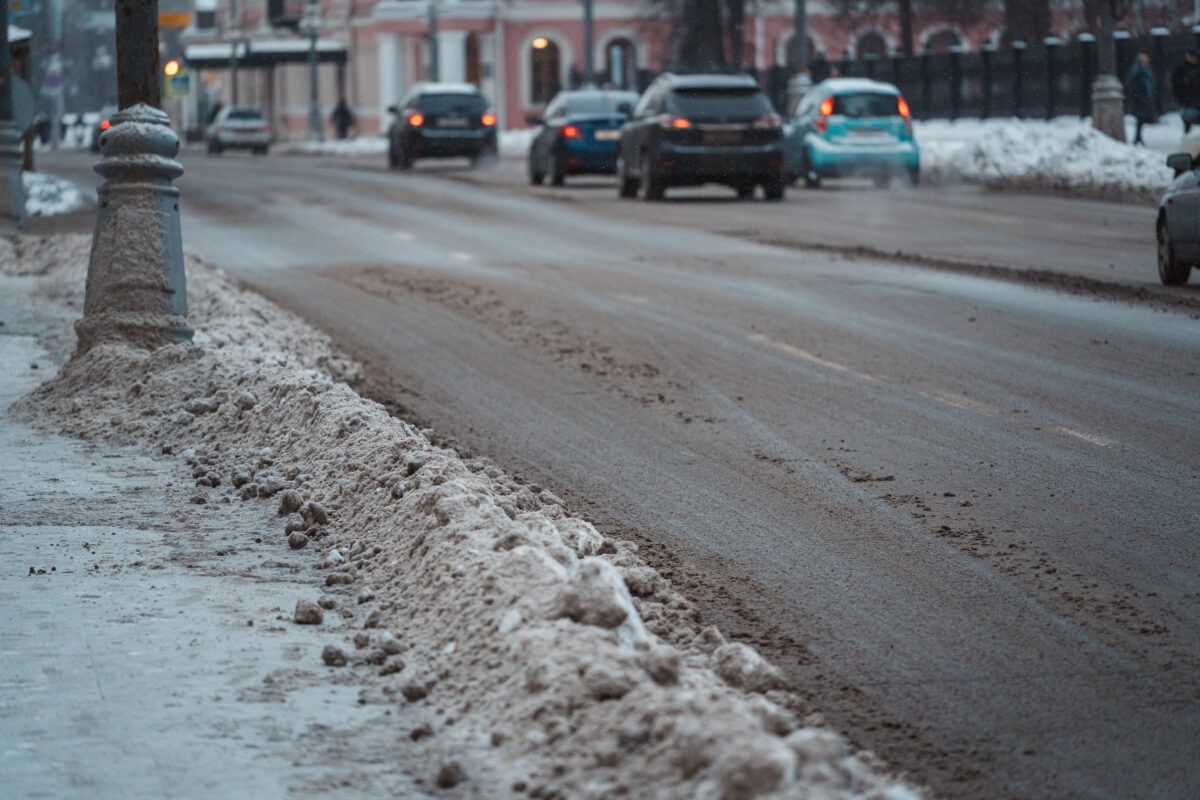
[
  {"left": 387, "top": 82, "right": 497, "bottom": 169},
  {"left": 1157, "top": 151, "right": 1200, "bottom": 285},
  {"left": 526, "top": 89, "right": 639, "bottom": 186},
  {"left": 616, "top": 73, "right": 786, "bottom": 201}
]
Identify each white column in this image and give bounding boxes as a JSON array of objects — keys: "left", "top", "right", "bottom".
[
  {"left": 438, "top": 30, "right": 467, "bottom": 83},
  {"left": 379, "top": 33, "right": 402, "bottom": 112}
]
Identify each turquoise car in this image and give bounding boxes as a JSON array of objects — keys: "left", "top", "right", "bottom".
[{"left": 783, "top": 78, "right": 920, "bottom": 188}]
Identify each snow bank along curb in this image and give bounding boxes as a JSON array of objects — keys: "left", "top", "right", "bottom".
[{"left": 4, "top": 234, "right": 921, "bottom": 800}]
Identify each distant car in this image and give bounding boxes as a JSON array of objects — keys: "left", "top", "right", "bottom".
[
  {"left": 205, "top": 106, "right": 271, "bottom": 155},
  {"left": 783, "top": 78, "right": 919, "bottom": 188},
  {"left": 616, "top": 72, "right": 786, "bottom": 201},
  {"left": 1156, "top": 151, "right": 1199, "bottom": 285},
  {"left": 387, "top": 82, "right": 497, "bottom": 169},
  {"left": 526, "top": 89, "right": 639, "bottom": 186}
]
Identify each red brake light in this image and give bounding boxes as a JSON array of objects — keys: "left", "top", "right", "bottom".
[
  {"left": 561, "top": 124, "right": 581, "bottom": 139},
  {"left": 657, "top": 114, "right": 691, "bottom": 130},
  {"left": 408, "top": 112, "right": 425, "bottom": 127},
  {"left": 481, "top": 112, "right": 497, "bottom": 127},
  {"left": 897, "top": 97, "right": 911, "bottom": 118},
  {"left": 819, "top": 97, "right": 835, "bottom": 117},
  {"left": 671, "top": 117, "right": 692, "bottom": 129},
  {"left": 99, "top": 119, "right": 111, "bottom": 131},
  {"left": 815, "top": 97, "right": 834, "bottom": 133}
]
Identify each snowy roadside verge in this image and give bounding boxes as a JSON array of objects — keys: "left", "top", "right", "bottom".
[{"left": 3, "top": 234, "right": 921, "bottom": 800}]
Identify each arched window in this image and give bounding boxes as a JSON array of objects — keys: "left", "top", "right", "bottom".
[
  {"left": 465, "top": 33, "right": 481, "bottom": 86},
  {"left": 855, "top": 31, "right": 888, "bottom": 59},
  {"left": 530, "top": 37, "right": 561, "bottom": 104},
  {"left": 925, "top": 29, "right": 963, "bottom": 55},
  {"left": 605, "top": 38, "right": 637, "bottom": 90}
]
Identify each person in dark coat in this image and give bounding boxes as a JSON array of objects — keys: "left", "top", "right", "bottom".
[
  {"left": 331, "top": 99, "right": 356, "bottom": 140},
  {"left": 1170, "top": 49, "right": 1200, "bottom": 133},
  {"left": 1125, "top": 52, "right": 1155, "bottom": 145}
]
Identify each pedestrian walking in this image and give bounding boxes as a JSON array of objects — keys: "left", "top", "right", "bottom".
[
  {"left": 1126, "top": 52, "right": 1156, "bottom": 145},
  {"left": 331, "top": 99, "right": 356, "bottom": 140},
  {"left": 1171, "top": 49, "right": 1200, "bottom": 133}
]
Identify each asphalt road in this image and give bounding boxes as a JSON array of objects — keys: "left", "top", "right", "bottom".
[{"left": 36, "top": 148, "right": 1200, "bottom": 800}]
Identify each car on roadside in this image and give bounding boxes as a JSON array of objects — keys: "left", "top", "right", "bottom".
[
  {"left": 783, "top": 77, "right": 919, "bottom": 188},
  {"left": 90, "top": 105, "right": 118, "bottom": 153},
  {"left": 526, "top": 89, "right": 639, "bottom": 186},
  {"left": 387, "top": 82, "right": 498, "bottom": 170},
  {"left": 205, "top": 106, "right": 271, "bottom": 155},
  {"left": 1156, "top": 151, "right": 1199, "bottom": 285},
  {"left": 616, "top": 72, "right": 786, "bottom": 201}
]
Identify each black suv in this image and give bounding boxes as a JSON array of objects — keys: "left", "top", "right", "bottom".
[
  {"left": 387, "top": 82, "right": 498, "bottom": 169},
  {"left": 616, "top": 73, "right": 786, "bottom": 201}
]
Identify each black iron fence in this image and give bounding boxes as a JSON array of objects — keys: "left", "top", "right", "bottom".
[{"left": 758, "top": 28, "right": 1200, "bottom": 121}]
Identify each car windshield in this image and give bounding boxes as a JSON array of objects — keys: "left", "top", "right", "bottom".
[
  {"left": 831, "top": 92, "right": 900, "bottom": 118},
  {"left": 228, "top": 109, "right": 264, "bottom": 121},
  {"left": 668, "top": 88, "right": 773, "bottom": 117},
  {"left": 417, "top": 94, "right": 488, "bottom": 114},
  {"left": 563, "top": 95, "right": 637, "bottom": 115}
]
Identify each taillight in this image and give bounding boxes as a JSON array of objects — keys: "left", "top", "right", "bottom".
[
  {"left": 481, "top": 111, "right": 497, "bottom": 127},
  {"left": 407, "top": 112, "right": 424, "bottom": 127},
  {"left": 561, "top": 124, "right": 581, "bottom": 139},
  {"left": 897, "top": 96, "right": 913, "bottom": 135},
  {"left": 657, "top": 114, "right": 691, "bottom": 130},
  {"left": 99, "top": 119, "right": 111, "bottom": 131},
  {"left": 753, "top": 113, "right": 782, "bottom": 129},
  {"left": 815, "top": 96, "right": 834, "bottom": 133}
]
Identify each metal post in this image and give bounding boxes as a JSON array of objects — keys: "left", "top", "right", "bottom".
[
  {"left": 1011, "top": 40, "right": 1026, "bottom": 118},
  {"left": 1079, "top": 33, "right": 1095, "bottom": 118},
  {"left": 0, "top": 0, "right": 27, "bottom": 230},
  {"left": 582, "top": 0, "right": 594, "bottom": 87},
  {"left": 303, "top": 0, "right": 323, "bottom": 142},
  {"left": 230, "top": 0, "right": 240, "bottom": 105},
  {"left": 981, "top": 43, "right": 994, "bottom": 119},
  {"left": 1152, "top": 28, "right": 1168, "bottom": 119},
  {"left": 427, "top": 1, "right": 439, "bottom": 82},
  {"left": 792, "top": 0, "right": 807, "bottom": 71},
  {"left": 1045, "top": 37, "right": 1060, "bottom": 120},
  {"left": 49, "top": 0, "right": 62, "bottom": 149},
  {"left": 949, "top": 46, "right": 962, "bottom": 121},
  {"left": 76, "top": 0, "right": 191, "bottom": 354}
]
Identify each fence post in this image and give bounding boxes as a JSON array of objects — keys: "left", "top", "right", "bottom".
[
  {"left": 920, "top": 49, "right": 932, "bottom": 118},
  {"left": 981, "top": 43, "right": 994, "bottom": 119},
  {"left": 1079, "top": 33, "right": 1095, "bottom": 118},
  {"left": 949, "top": 46, "right": 962, "bottom": 120},
  {"left": 891, "top": 52, "right": 903, "bottom": 87},
  {"left": 1011, "top": 40, "right": 1026, "bottom": 118},
  {"left": 1044, "top": 36, "right": 1061, "bottom": 119},
  {"left": 1194, "top": 24, "right": 1200, "bottom": 51},
  {"left": 865, "top": 54, "right": 878, "bottom": 80},
  {"left": 1114, "top": 29, "right": 1132, "bottom": 78},
  {"left": 1151, "top": 27, "right": 1169, "bottom": 118}
]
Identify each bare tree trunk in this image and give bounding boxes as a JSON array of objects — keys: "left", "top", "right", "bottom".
[
  {"left": 728, "top": 0, "right": 745, "bottom": 70},
  {"left": 898, "top": 0, "right": 914, "bottom": 56},
  {"left": 1004, "top": 0, "right": 1050, "bottom": 44},
  {"left": 677, "top": 0, "right": 726, "bottom": 72}
]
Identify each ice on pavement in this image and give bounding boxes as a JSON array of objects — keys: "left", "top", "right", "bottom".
[{"left": 3, "top": 233, "right": 922, "bottom": 799}]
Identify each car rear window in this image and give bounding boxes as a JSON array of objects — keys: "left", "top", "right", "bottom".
[
  {"left": 563, "top": 95, "right": 637, "bottom": 115},
  {"left": 228, "top": 109, "right": 264, "bottom": 121},
  {"left": 831, "top": 93, "right": 901, "bottom": 117},
  {"left": 416, "top": 93, "right": 488, "bottom": 114},
  {"left": 668, "top": 88, "right": 773, "bottom": 118}
]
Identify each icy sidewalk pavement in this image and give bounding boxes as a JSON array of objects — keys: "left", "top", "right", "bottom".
[{"left": 0, "top": 277, "right": 426, "bottom": 799}]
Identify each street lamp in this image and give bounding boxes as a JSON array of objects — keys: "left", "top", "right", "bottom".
[{"left": 301, "top": 0, "right": 324, "bottom": 143}]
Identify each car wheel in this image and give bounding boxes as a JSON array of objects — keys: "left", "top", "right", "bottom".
[
  {"left": 736, "top": 184, "right": 755, "bottom": 200},
  {"left": 253, "top": 146, "right": 268, "bottom": 156},
  {"left": 1157, "top": 218, "right": 1193, "bottom": 285},
  {"left": 763, "top": 178, "right": 786, "bottom": 202},
  {"left": 549, "top": 157, "right": 565, "bottom": 186},
  {"left": 528, "top": 156, "right": 545, "bottom": 185},
  {"left": 907, "top": 168, "right": 920, "bottom": 187},
  {"left": 802, "top": 148, "right": 820, "bottom": 188},
  {"left": 641, "top": 153, "right": 665, "bottom": 201},
  {"left": 617, "top": 156, "right": 638, "bottom": 198},
  {"left": 873, "top": 172, "right": 890, "bottom": 189}
]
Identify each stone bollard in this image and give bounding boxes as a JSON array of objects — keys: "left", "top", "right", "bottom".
[
  {"left": 0, "top": 120, "right": 26, "bottom": 231},
  {"left": 75, "top": 103, "right": 192, "bottom": 354},
  {"left": 1091, "top": 74, "right": 1126, "bottom": 144}
]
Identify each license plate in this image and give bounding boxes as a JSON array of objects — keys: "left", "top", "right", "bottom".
[
  {"left": 595, "top": 129, "right": 620, "bottom": 140},
  {"left": 850, "top": 128, "right": 890, "bottom": 137},
  {"left": 437, "top": 117, "right": 468, "bottom": 128},
  {"left": 703, "top": 131, "right": 741, "bottom": 145}
]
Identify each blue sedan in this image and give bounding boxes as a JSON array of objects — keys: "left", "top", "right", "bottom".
[
  {"left": 527, "top": 89, "right": 639, "bottom": 186},
  {"left": 784, "top": 78, "right": 920, "bottom": 188}
]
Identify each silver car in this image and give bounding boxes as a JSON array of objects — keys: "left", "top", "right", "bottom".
[
  {"left": 1157, "top": 152, "right": 1199, "bottom": 285},
  {"left": 205, "top": 106, "right": 271, "bottom": 155}
]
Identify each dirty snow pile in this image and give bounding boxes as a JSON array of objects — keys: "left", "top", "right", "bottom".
[
  {"left": 22, "top": 171, "right": 82, "bottom": 217},
  {"left": 3, "top": 233, "right": 921, "bottom": 800},
  {"left": 917, "top": 116, "right": 1177, "bottom": 202}
]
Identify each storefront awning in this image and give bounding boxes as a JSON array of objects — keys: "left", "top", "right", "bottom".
[{"left": 184, "top": 38, "right": 347, "bottom": 69}]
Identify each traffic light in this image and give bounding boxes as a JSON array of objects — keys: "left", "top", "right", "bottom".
[{"left": 164, "top": 59, "right": 181, "bottom": 78}]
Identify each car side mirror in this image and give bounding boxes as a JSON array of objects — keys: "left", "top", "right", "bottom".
[
  {"left": 525, "top": 114, "right": 544, "bottom": 126},
  {"left": 387, "top": 105, "right": 399, "bottom": 115},
  {"left": 1167, "top": 152, "right": 1194, "bottom": 176}
]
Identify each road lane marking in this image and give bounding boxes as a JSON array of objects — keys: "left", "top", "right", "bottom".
[
  {"left": 452, "top": 251, "right": 475, "bottom": 262},
  {"left": 748, "top": 333, "right": 880, "bottom": 383},
  {"left": 1051, "top": 427, "right": 1115, "bottom": 448}
]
